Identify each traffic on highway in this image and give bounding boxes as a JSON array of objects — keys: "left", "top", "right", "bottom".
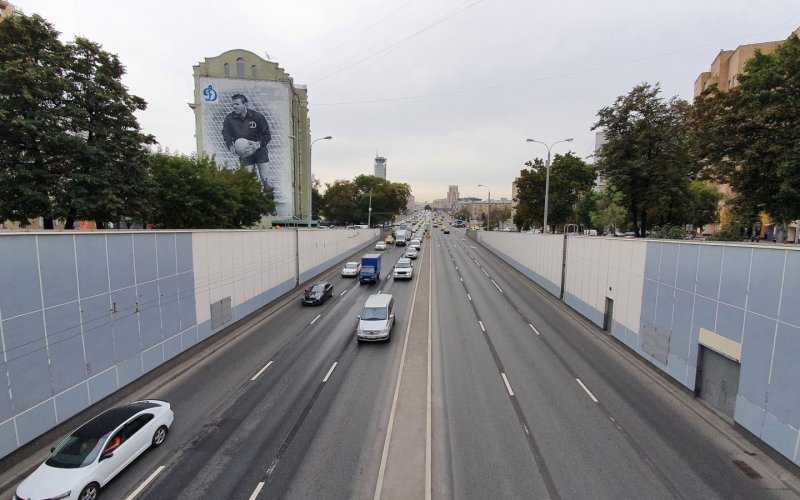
[{"left": 4, "top": 211, "right": 798, "bottom": 500}]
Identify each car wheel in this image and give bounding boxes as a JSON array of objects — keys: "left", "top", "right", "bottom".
[
  {"left": 152, "top": 425, "right": 168, "bottom": 447},
  {"left": 79, "top": 483, "right": 100, "bottom": 500}
]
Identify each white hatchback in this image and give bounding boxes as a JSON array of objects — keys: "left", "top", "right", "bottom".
[{"left": 15, "top": 400, "right": 174, "bottom": 500}]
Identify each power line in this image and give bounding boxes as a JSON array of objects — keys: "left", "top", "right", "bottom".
[{"left": 311, "top": 0, "right": 489, "bottom": 84}]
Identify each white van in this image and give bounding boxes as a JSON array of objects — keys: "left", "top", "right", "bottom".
[{"left": 356, "top": 293, "right": 396, "bottom": 342}]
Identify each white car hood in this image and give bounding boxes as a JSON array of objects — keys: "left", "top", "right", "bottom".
[{"left": 17, "top": 462, "right": 89, "bottom": 499}]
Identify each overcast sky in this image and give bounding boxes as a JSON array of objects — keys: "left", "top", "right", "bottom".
[{"left": 15, "top": 0, "right": 800, "bottom": 202}]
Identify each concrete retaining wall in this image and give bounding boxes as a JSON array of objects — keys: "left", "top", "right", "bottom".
[
  {"left": 476, "top": 231, "right": 800, "bottom": 467},
  {"left": 0, "top": 228, "right": 378, "bottom": 459}
]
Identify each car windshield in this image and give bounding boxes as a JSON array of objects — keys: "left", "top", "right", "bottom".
[
  {"left": 45, "top": 433, "right": 109, "bottom": 468},
  {"left": 362, "top": 266, "right": 375, "bottom": 273},
  {"left": 345, "top": 263, "right": 358, "bottom": 269},
  {"left": 397, "top": 262, "right": 411, "bottom": 268},
  {"left": 311, "top": 284, "right": 326, "bottom": 293},
  {"left": 362, "top": 306, "right": 388, "bottom": 320}
]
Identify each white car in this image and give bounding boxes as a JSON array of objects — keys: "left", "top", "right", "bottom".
[
  {"left": 393, "top": 258, "right": 414, "bottom": 280},
  {"left": 375, "top": 241, "right": 387, "bottom": 251},
  {"left": 16, "top": 400, "right": 174, "bottom": 500},
  {"left": 404, "top": 247, "right": 419, "bottom": 259},
  {"left": 409, "top": 239, "right": 422, "bottom": 251},
  {"left": 341, "top": 261, "right": 361, "bottom": 277}
]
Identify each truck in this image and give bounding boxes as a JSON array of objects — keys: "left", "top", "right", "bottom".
[
  {"left": 395, "top": 229, "right": 409, "bottom": 246},
  {"left": 359, "top": 253, "right": 382, "bottom": 284}
]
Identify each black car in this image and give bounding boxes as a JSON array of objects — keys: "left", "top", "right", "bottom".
[{"left": 302, "top": 282, "right": 334, "bottom": 305}]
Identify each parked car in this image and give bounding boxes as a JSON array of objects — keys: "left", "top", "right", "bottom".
[
  {"left": 341, "top": 261, "right": 361, "bottom": 278},
  {"left": 356, "top": 293, "right": 396, "bottom": 342},
  {"left": 404, "top": 247, "right": 419, "bottom": 259},
  {"left": 15, "top": 400, "right": 173, "bottom": 500},
  {"left": 393, "top": 258, "right": 414, "bottom": 280},
  {"left": 302, "top": 282, "right": 334, "bottom": 305},
  {"left": 375, "top": 241, "right": 387, "bottom": 251}
]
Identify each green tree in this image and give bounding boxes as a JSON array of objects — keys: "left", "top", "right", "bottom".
[
  {"left": 692, "top": 34, "right": 800, "bottom": 233},
  {"left": 589, "top": 188, "right": 628, "bottom": 234},
  {"left": 513, "top": 153, "right": 596, "bottom": 232},
  {"left": 147, "top": 153, "right": 272, "bottom": 228},
  {"left": 311, "top": 176, "right": 324, "bottom": 221},
  {"left": 453, "top": 207, "right": 471, "bottom": 221},
  {"left": 321, "top": 180, "right": 360, "bottom": 224},
  {"left": 593, "top": 83, "right": 694, "bottom": 236},
  {"left": 686, "top": 180, "right": 723, "bottom": 230},
  {"left": 0, "top": 14, "right": 74, "bottom": 226}
]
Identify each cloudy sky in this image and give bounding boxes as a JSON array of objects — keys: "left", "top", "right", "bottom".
[{"left": 15, "top": 0, "right": 800, "bottom": 202}]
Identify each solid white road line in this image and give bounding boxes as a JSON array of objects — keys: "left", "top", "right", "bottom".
[
  {"left": 340, "top": 288, "right": 348, "bottom": 296},
  {"left": 478, "top": 320, "right": 486, "bottom": 333},
  {"left": 426, "top": 237, "right": 433, "bottom": 500},
  {"left": 528, "top": 323, "right": 541, "bottom": 336},
  {"left": 374, "top": 239, "right": 426, "bottom": 500},
  {"left": 250, "top": 360, "right": 274, "bottom": 381},
  {"left": 310, "top": 314, "right": 321, "bottom": 325},
  {"left": 323, "top": 361, "right": 338, "bottom": 383},
  {"left": 248, "top": 481, "right": 265, "bottom": 500},
  {"left": 124, "top": 465, "right": 165, "bottom": 500},
  {"left": 576, "top": 378, "right": 599, "bottom": 403},
  {"left": 501, "top": 372, "right": 515, "bottom": 397},
  {"left": 467, "top": 293, "right": 472, "bottom": 302},
  {"left": 491, "top": 280, "right": 503, "bottom": 293}
]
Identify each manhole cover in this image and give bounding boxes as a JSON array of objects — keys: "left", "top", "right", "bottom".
[{"left": 733, "top": 459, "right": 762, "bottom": 479}]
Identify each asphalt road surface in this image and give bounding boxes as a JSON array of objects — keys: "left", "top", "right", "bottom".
[{"left": 3, "top": 227, "right": 800, "bottom": 500}]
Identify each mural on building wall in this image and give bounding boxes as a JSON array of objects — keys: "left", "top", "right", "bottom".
[{"left": 198, "top": 77, "right": 294, "bottom": 217}]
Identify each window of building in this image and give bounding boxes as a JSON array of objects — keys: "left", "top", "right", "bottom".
[
  {"left": 223, "top": 62, "right": 230, "bottom": 78},
  {"left": 236, "top": 57, "right": 245, "bottom": 78},
  {"left": 251, "top": 65, "right": 257, "bottom": 78}
]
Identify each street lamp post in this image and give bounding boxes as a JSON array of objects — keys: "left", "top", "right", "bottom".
[
  {"left": 367, "top": 189, "right": 373, "bottom": 228},
  {"left": 309, "top": 136, "right": 333, "bottom": 227},
  {"left": 478, "top": 184, "right": 491, "bottom": 230},
  {"left": 525, "top": 137, "right": 573, "bottom": 233}
]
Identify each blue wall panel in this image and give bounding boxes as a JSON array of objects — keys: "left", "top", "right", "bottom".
[
  {"left": 159, "top": 276, "right": 180, "bottom": 338},
  {"left": 8, "top": 346, "right": 51, "bottom": 412},
  {"left": 0, "top": 236, "right": 40, "bottom": 318},
  {"left": 111, "top": 287, "right": 140, "bottom": 363},
  {"left": 660, "top": 244, "right": 679, "bottom": 286},
  {"left": 55, "top": 383, "right": 89, "bottom": 423},
  {"left": 45, "top": 302, "right": 86, "bottom": 392},
  {"left": 16, "top": 401, "right": 56, "bottom": 445},
  {"left": 157, "top": 234, "right": 177, "bottom": 278},
  {"left": 107, "top": 235, "right": 135, "bottom": 291},
  {"left": 676, "top": 244, "right": 698, "bottom": 292},
  {"left": 3, "top": 310, "right": 46, "bottom": 359},
  {"left": 80, "top": 293, "right": 114, "bottom": 376},
  {"left": 696, "top": 245, "right": 722, "bottom": 299},
  {"left": 748, "top": 250, "right": 784, "bottom": 318},
  {"left": 716, "top": 303, "right": 744, "bottom": 343},
  {"left": 176, "top": 233, "right": 193, "bottom": 274},
  {"left": 779, "top": 251, "right": 800, "bottom": 326},
  {"left": 769, "top": 323, "right": 800, "bottom": 428},
  {"left": 87, "top": 369, "right": 117, "bottom": 403},
  {"left": 137, "top": 281, "right": 162, "bottom": 350},
  {"left": 738, "top": 313, "right": 776, "bottom": 409},
  {"left": 75, "top": 235, "right": 109, "bottom": 298},
  {"left": 719, "top": 246, "right": 750, "bottom": 308},
  {"left": 38, "top": 235, "right": 78, "bottom": 308},
  {"left": 133, "top": 234, "right": 157, "bottom": 284}
]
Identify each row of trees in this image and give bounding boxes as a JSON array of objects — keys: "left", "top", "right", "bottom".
[
  {"left": 0, "top": 13, "right": 273, "bottom": 229},
  {"left": 317, "top": 175, "right": 411, "bottom": 225},
  {"left": 514, "top": 33, "right": 800, "bottom": 237}
]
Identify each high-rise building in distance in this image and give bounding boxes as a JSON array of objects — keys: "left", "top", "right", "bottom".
[
  {"left": 374, "top": 156, "right": 387, "bottom": 180},
  {"left": 447, "top": 185, "right": 459, "bottom": 209}
]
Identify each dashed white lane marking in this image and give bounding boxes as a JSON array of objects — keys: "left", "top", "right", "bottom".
[
  {"left": 459, "top": 276, "right": 463, "bottom": 282},
  {"left": 248, "top": 481, "right": 265, "bottom": 500},
  {"left": 501, "top": 372, "right": 515, "bottom": 397},
  {"left": 528, "top": 323, "right": 541, "bottom": 336},
  {"left": 310, "top": 314, "right": 321, "bottom": 325},
  {"left": 491, "top": 280, "right": 503, "bottom": 293},
  {"left": 323, "top": 361, "right": 338, "bottom": 383},
  {"left": 340, "top": 288, "right": 348, "bottom": 296},
  {"left": 576, "top": 378, "right": 599, "bottom": 403},
  {"left": 467, "top": 293, "right": 472, "bottom": 302},
  {"left": 124, "top": 465, "right": 165, "bottom": 500},
  {"left": 478, "top": 320, "right": 486, "bottom": 333},
  {"left": 250, "top": 360, "right": 274, "bottom": 381},
  {"left": 481, "top": 268, "right": 489, "bottom": 277}
]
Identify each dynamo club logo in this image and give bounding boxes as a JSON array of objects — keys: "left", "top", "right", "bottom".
[{"left": 203, "top": 84, "right": 218, "bottom": 102}]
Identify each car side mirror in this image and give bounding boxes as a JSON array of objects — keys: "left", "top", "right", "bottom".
[
  {"left": 390, "top": 313, "right": 395, "bottom": 319},
  {"left": 356, "top": 315, "right": 361, "bottom": 320},
  {"left": 50, "top": 446, "right": 55, "bottom": 453},
  {"left": 100, "top": 451, "right": 114, "bottom": 461}
]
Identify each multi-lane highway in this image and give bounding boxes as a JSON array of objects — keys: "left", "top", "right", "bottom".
[{"left": 3, "top": 226, "right": 800, "bottom": 500}]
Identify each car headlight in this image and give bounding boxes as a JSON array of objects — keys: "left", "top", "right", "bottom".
[{"left": 47, "top": 492, "right": 72, "bottom": 500}]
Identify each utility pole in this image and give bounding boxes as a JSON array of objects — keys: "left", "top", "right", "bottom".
[
  {"left": 367, "top": 189, "right": 373, "bottom": 228},
  {"left": 478, "top": 184, "right": 491, "bottom": 230}
]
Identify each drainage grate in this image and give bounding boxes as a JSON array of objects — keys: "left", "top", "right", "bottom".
[{"left": 732, "top": 459, "right": 762, "bottom": 479}]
